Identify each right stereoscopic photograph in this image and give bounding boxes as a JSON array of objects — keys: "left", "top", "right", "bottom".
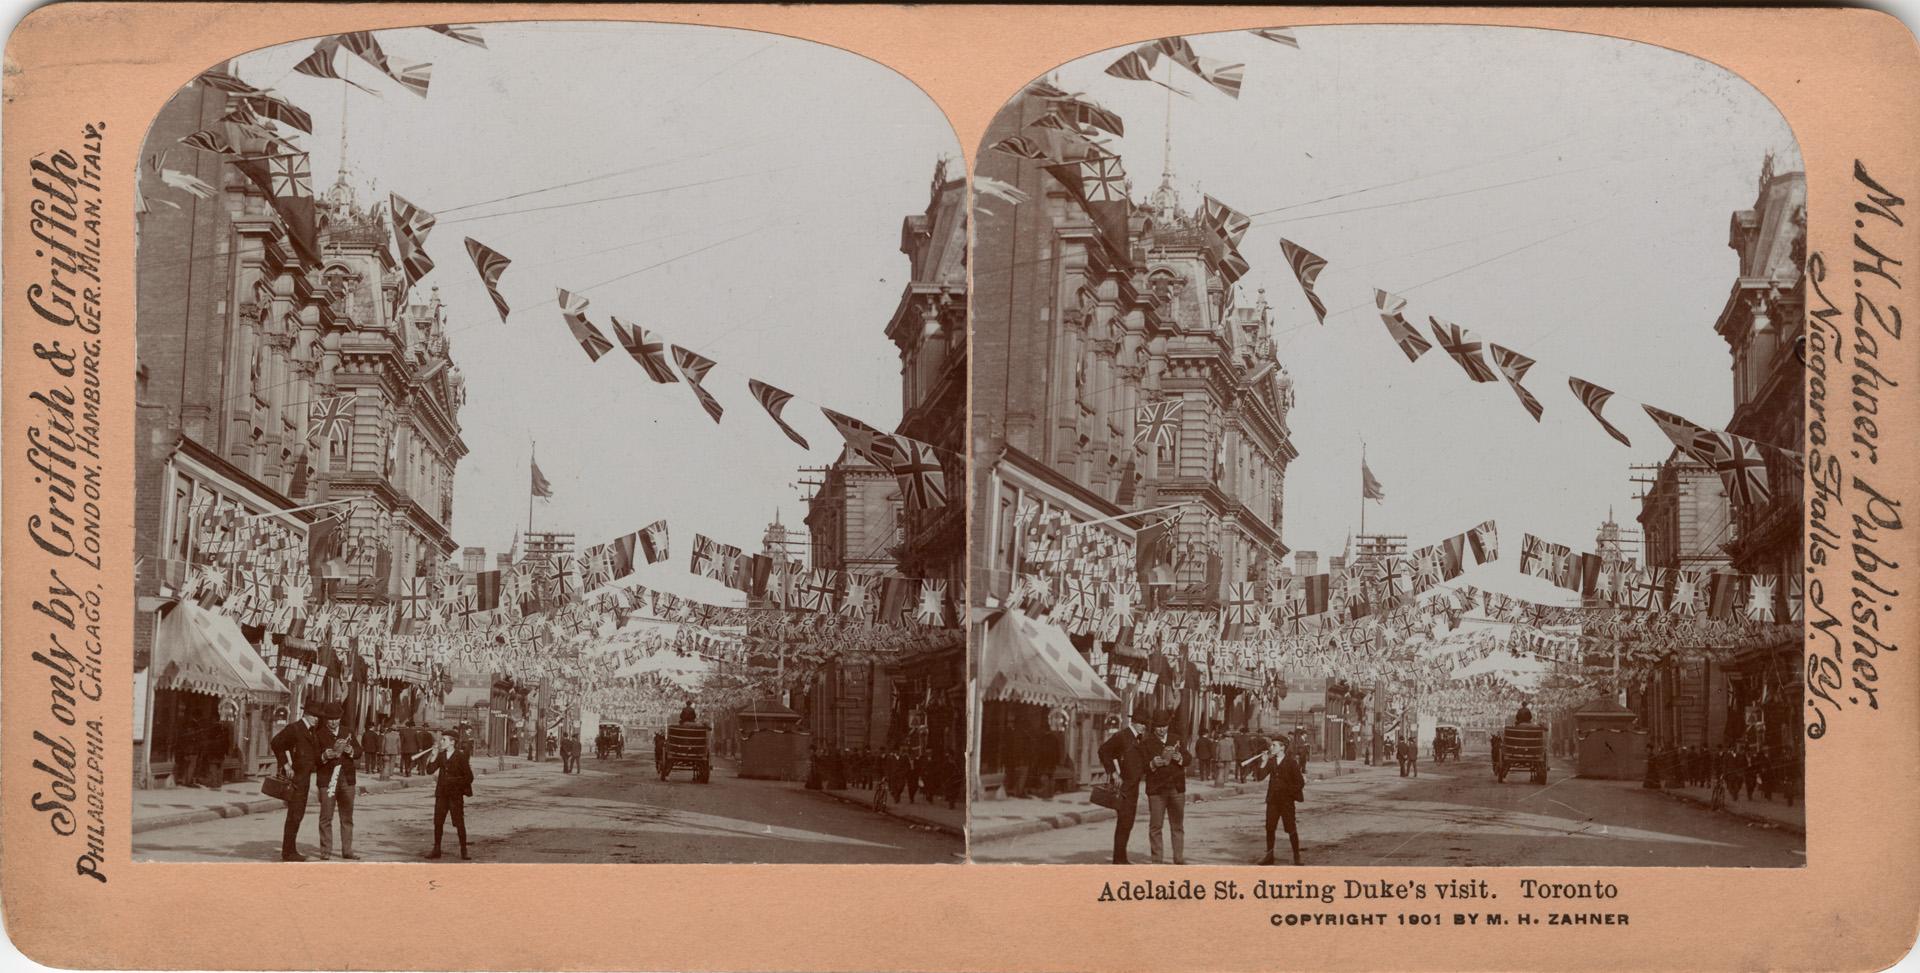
[{"left": 967, "top": 25, "right": 1806, "bottom": 867}]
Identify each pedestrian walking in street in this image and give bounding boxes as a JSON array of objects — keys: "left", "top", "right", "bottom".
[
  {"left": 313, "top": 702, "right": 360, "bottom": 860},
  {"left": 1195, "top": 729, "right": 1214, "bottom": 784},
  {"left": 269, "top": 706, "right": 323, "bottom": 862},
  {"left": 401, "top": 722, "right": 421, "bottom": 777},
  {"left": 1232, "top": 727, "right": 1253, "bottom": 783},
  {"left": 1098, "top": 709, "right": 1151, "bottom": 865},
  {"left": 1144, "top": 711, "right": 1191, "bottom": 865},
  {"left": 1253, "top": 737, "right": 1306, "bottom": 866},
  {"left": 425, "top": 730, "right": 473, "bottom": 860}
]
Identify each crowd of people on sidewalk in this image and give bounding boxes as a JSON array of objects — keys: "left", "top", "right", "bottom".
[
  {"left": 1651, "top": 742, "right": 1801, "bottom": 807},
  {"left": 806, "top": 744, "right": 963, "bottom": 812},
  {"left": 266, "top": 701, "right": 479, "bottom": 862}
]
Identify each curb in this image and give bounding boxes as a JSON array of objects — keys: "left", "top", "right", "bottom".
[
  {"left": 132, "top": 759, "right": 538, "bottom": 835},
  {"left": 808, "top": 786, "right": 964, "bottom": 839},
  {"left": 968, "top": 765, "right": 1389, "bottom": 845},
  {"left": 1642, "top": 785, "right": 1806, "bottom": 836}
]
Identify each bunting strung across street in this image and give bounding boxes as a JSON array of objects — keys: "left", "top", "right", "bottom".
[
  {"left": 1428, "top": 317, "right": 1497, "bottom": 382},
  {"left": 1569, "top": 377, "right": 1632, "bottom": 446},
  {"left": 671, "top": 346, "right": 724, "bottom": 423},
  {"left": 1374, "top": 289, "right": 1431, "bottom": 362},
  {"left": 1193, "top": 56, "right": 1245, "bottom": 98},
  {"left": 178, "top": 129, "right": 236, "bottom": 155},
  {"left": 232, "top": 152, "right": 319, "bottom": 266},
  {"left": 1487, "top": 343, "right": 1544, "bottom": 421},
  {"left": 610, "top": 318, "right": 679, "bottom": 384},
  {"left": 747, "top": 379, "right": 809, "bottom": 449},
  {"left": 556, "top": 288, "right": 615, "bottom": 362},
  {"left": 463, "top": 237, "right": 512, "bottom": 322},
  {"left": 393, "top": 61, "right": 433, "bottom": 99},
  {"left": 1279, "top": 238, "right": 1329, "bottom": 323},
  {"left": 1134, "top": 398, "right": 1183, "bottom": 448}
]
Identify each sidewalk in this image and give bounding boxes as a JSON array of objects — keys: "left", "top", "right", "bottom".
[
  {"left": 1628, "top": 781, "right": 1806, "bottom": 834},
  {"left": 970, "top": 761, "right": 1395, "bottom": 844},
  {"left": 133, "top": 755, "right": 547, "bottom": 834},
  {"left": 803, "top": 783, "right": 964, "bottom": 838}
]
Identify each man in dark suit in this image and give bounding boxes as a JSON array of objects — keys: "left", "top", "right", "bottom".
[
  {"left": 1098, "top": 709, "right": 1152, "bottom": 864},
  {"left": 1143, "top": 711, "right": 1192, "bottom": 864},
  {"left": 1253, "top": 736, "right": 1307, "bottom": 865},
  {"left": 425, "top": 729, "right": 474, "bottom": 860},
  {"left": 312, "top": 702, "right": 359, "bottom": 860},
  {"left": 270, "top": 705, "right": 323, "bottom": 862}
]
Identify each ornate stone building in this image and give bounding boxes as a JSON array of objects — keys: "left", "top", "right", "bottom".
[{"left": 1712, "top": 155, "right": 1805, "bottom": 756}]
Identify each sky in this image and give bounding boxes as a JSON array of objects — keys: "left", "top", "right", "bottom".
[
  {"left": 228, "top": 22, "right": 960, "bottom": 604},
  {"left": 1043, "top": 25, "right": 1799, "bottom": 604}
]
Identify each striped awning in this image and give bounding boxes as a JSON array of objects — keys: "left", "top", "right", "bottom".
[
  {"left": 151, "top": 601, "right": 290, "bottom": 702},
  {"left": 979, "top": 609, "right": 1121, "bottom": 712}
]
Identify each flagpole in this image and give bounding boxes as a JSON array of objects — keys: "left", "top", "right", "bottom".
[
  {"left": 1360, "top": 440, "right": 1367, "bottom": 539},
  {"left": 528, "top": 438, "right": 535, "bottom": 536}
]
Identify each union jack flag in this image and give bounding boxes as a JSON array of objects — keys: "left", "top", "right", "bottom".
[
  {"left": 1080, "top": 154, "right": 1127, "bottom": 203},
  {"left": 1200, "top": 195, "right": 1251, "bottom": 247},
  {"left": 308, "top": 394, "right": 354, "bottom": 442},
  {"left": 1428, "top": 317, "right": 1497, "bottom": 382},
  {"left": 1642, "top": 405, "right": 1722, "bottom": 467},
  {"left": 892, "top": 437, "right": 947, "bottom": 512},
  {"left": 1279, "top": 239, "right": 1329, "bottom": 323},
  {"left": 1488, "top": 344, "right": 1544, "bottom": 421},
  {"left": 671, "top": 345, "right": 724, "bottom": 423},
  {"left": 1134, "top": 398, "right": 1183, "bottom": 448},
  {"left": 464, "top": 238, "right": 513, "bottom": 323},
  {"left": 557, "top": 289, "right": 615, "bottom": 362},
  {"left": 1569, "top": 377, "right": 1631, "bottom": 447},
  {"left": 1711, "top": 433, "right": 1771, "bottom": 509}
]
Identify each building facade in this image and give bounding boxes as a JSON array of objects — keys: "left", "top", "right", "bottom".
[
  {"left": 1635, "top": 455, "right": 1736, "bottom": 751},
  {"left": 800, "top": 450, "right": 901, "bottom": 752},
  {"left": 1712, "top": 156, "right": 1807, "bottom": 758},
  {"left": 969, "top": 86, "right": 1296, "bottom": 798},
  {"left": 133, "top": 70, "right": 468, "bottom": 787}
]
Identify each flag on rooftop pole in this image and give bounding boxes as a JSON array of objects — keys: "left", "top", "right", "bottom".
[
  {"left": 1362, "top": 458, "right": 1386, "bottom": 501},
  {"left": 531, "top": 458, "right": 554, "bottom": 499}
]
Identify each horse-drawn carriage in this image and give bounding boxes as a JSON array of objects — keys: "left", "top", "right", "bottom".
[
  {"left": 1432, "top": 725, "right": 1461, "bottom": 763},
  {"left": 595, "top": 722, "right": 624, "bottom": 760},
  {"left": 1494, "top": 723, "right": 1549, "bottom": 784},
  {"left": 656, "top": 723, "right": 712, "bottom": 783}
]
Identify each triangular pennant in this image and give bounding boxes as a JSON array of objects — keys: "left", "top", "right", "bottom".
[
  {"left": 1375, "top": 289, "right": 1431, "bottom": 362},
  {"left": 1568, "top": 377, "right": 1632, "bottom": 446},
  {"left": 670, "top": 345, "right": 724, "bottom": 423},
  {"left": 747, "top": 379, "right": 809, "bottom": 449},
  {"left": 611, "top": 318, "right": 680, "bottom": 384},
  {"left": 1279, "top": 239, "right": 1329, "bottom": 322},
  {"left": 463, "top": 237, "right": 511, "bottom": 322},
  {"left": 556, "top": 288, "right": 615, "bottom": 362}
]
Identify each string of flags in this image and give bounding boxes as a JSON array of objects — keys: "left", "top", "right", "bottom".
[{"left": 1255, "top": 235, "right": 1803, "bottom": 510}]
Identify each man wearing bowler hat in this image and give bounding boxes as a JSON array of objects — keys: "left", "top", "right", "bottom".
[
  {"left": 312, "top": 701, "right": 359, "bottom": 860},
  {"left": 1143, "top": 710, "right": 1192, "bottom": 865},
  {"left": 1098, "top": 707, "right": 1152, "bottom": 864}
]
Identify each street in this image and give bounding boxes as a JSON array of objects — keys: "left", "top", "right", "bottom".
[
  {"left": 134, "top": 755, "right": 962, "bottom": 864},
  {"left": 972, "top": 754, "right": 1803, "bottom": 867}
]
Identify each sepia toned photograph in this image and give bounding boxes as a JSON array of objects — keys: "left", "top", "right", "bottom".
[
  {"left": 127, "top": 20, "right": 965, "bottom": 864},
  {"left": 968, "top": 25, "right": 1808, "bottom": 867}
]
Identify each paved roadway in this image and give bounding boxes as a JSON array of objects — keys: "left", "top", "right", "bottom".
[
  {"left": 972, "top": 753, "right": 1804, "bottom": 867},
  {"left": 134, "top": 754, "right": 962, "bottom": 864}
]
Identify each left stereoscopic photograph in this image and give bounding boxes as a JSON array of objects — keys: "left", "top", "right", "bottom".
[{"left": 131, "top": 21, "right": 965, "bottom": 864}]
